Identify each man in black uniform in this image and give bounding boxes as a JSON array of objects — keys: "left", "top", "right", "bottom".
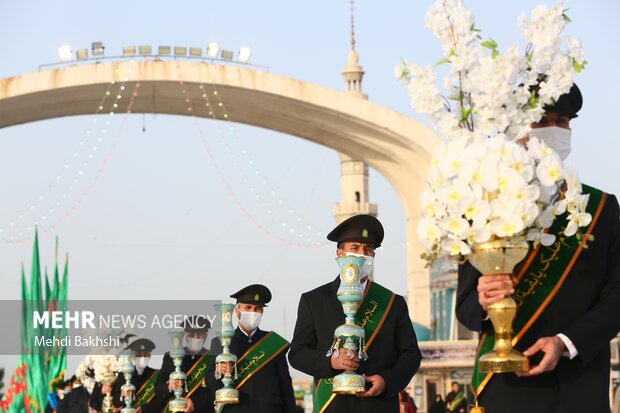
[
  {"left": 209, "top": 284, "right": 295, "bottom": 413},
  {"left": 141, "top": 316, "right": 215, "bottom": 413},
  {"left": 289, "top": 214, "right": 422, "bottom": 412},
  {"left": 444, "top": 382, "right": 466, "bottom": 413},
  {"left": 53, "top": 379, "right": 73, "bottom": 413},
  {"left": 64, "top": 376, "right": 91, "bottom": 413},
  {"left": 112, "top": 339, "right": 159, "bottom": 409},
  {"left": 456, "top": 85, "right": 620, "bottom": 412}
]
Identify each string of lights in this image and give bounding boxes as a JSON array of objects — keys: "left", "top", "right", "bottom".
[
  {"left": 178, "top": 76, "right": 330, "bottom": 249},
  {"left": 1, "top": 61, "right": 409, "bottom": 249},
  {"left": 0, "top": 81, "right": 123, "bottom": 236},
  {"left": 191, "top": 68, "right": 409, "bottom": 251},
  {"left": 182, "top": 65, "right": 332, "bottom": 246},
  {"left": 50, "top": 82, "right": 142, "bottom": 237},
  {"left": 196, "top": 81, "right": 330, "bottom": 245},
  {"left": 3, "top": 76, "right": 141, "bottom": 244}
]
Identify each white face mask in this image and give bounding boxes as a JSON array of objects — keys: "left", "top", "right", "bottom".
[
  {"left": 133, "top": 356, "right": 150, "bottom": 370},
  {"left": 344, "top": 252, "right": 374, "bottom": 279},
  {"left": 186, "top": 337, "right": 205, "bottom": 353},
  {"left": 239, "top": 311, "right": 262, "bottom": 332},
  {"left": 530, "top": 126, "right": 572, "bottom": 160}
]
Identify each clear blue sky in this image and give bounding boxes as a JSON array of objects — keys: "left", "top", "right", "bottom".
[{"left": 0, "top": 0, "right": 618, "bottom": 377}]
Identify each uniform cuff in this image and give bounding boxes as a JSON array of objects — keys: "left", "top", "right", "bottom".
[{"left": 556, "top": 333, "right": 578, "bottom": 359}]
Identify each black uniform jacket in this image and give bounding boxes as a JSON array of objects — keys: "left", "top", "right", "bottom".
[
  {"left": 111, "top": 366, "right": 158, "bottom": 407},
  {"left": 58, "top": 386, "right": 89, "bottom": 413},
  {"left": 208, "top": 327, "right": 296, "bottom": 413},
  {"left": 289, "top": 277, "right": 422, "bottom": 412},
  {"left": 141, "top": 348, "right": 214, "bottom": 413},
  {"left": 88, "top": 383, "right": 104, "bottom": 412},
  {"left": 456, "top": 192, "right": 620, "bottom": 413}
]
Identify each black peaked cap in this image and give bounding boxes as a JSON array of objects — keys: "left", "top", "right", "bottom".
[
  {"left": 327, "top": 214, "right": 384, "bottom": 248},
  {"left": 230, "top": 284, "right": 272, "bottom": 307}
]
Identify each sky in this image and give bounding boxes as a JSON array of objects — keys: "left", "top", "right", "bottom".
[{"left": 0, "top": 0, "right": 619, "bottom": 378}]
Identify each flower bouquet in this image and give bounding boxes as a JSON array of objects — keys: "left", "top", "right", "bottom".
[
  {"left": 76, "top": 355, "right": 97, "bottom": 394},
  {"left": 398, "top": 0, "right": 590, "bottom": 372},
  {"left": 93, "top": 355, "right": 122, "bottom": 413}
]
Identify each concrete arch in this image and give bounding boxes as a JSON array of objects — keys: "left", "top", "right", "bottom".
[{"left": 0, "top": 61, "right": 439, "bottom": 327}]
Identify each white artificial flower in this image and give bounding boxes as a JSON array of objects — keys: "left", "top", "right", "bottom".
[
  {"left": 489, "top": 215, "right": 525, "bottom": 238},
  {"left": 460, "top": 199, "right": 492, "bottom": 228},
  {"left": 442, "top": 238, "right": 472, "bottom": 256},
  {"left": 438, "top": 216, "right": 471, "bottom": 239},
  {"left": 420, "top": 191, "right": 447, "bottom": 219},
  {"left": 436, "top": 180, "right": 474, "bottom": 210},
  {"left": 536, "top": 153, "right": 564, "bottom": 187},
  {"left": 468, "top": 226, "right": 492, "bottom": 244},
  {"left": 565, "top": 212, "right": 592, "bottom": 236},
  {"left": 417, "top": 218, "right": 444, "bottom": 249},
  {"left": 527, "top": 137, "right": 554, "bottom": 160},
  {"left": 526, "top": 228, "right": 556, "bottom": 246},
  {"left": 403, "top": 0, "right": 590, "bottom": 266},
  {"left": 536, "top": 205, "right": 556, "bottom": 228},
  {"left": 566, "top": 194, "right": 589, "bottom": 214},
  {"left": 518, "top": 203, "right": 540, "bottom": 228},
  {"left": 497, "top": 166, "right": 527, "bottom": 194}
]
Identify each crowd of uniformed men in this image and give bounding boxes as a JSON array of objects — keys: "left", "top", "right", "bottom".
[{"left": 46, "top": 215, "right": 423, "bottom": 413}]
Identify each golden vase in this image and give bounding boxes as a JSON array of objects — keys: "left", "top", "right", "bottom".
[
  {"left": 101, "top": 372, "right": 117, "bottom": 413},
  {"left": 469, "top": 237, "right": 530, "bottom": 373}
]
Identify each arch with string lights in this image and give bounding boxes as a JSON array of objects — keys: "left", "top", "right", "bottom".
[{"left": 0, "top": 60, "right": 439, "bottom": 327}]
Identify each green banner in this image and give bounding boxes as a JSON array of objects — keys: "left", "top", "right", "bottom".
[
  {"left": 1, "top": 233, "right": 68, "bottom": 413},
  {"left": 163, "top": 354, "right": 213, "bottom": 413},
  {"left": 134, "top": 370, "right": 158, "bottom": 407},
  {"left": 472, "top": 185, "right": 606, "bottom": 396},
  {"left": 313, "top": 281, "right": 395, "bottom": 413}
]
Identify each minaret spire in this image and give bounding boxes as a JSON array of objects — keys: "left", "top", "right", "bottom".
[
  {"left": 342, "top": 0, "right": 365, "bottom": 97},
  {"left": 350, "top": 0, "right": 356, "bottom": 51},
  {"left": 333, "top": 0, "right": 377, "bottom": 227}
]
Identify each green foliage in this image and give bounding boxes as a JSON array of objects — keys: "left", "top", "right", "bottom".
[
  {"left": 573, "top": 58, "right": 587, "bottom": 73},
  {"left": 460, "top": 105, "right": 473, "bottom": 123},
  {"left": 399, "top": 59, "right": 410, "bottom": 80},
  {"left": 575, "top": 231, "right": 595, "bottom": 249},
  {"left": 481, "top": 38, "right": 499, "bottom": 58},
  {"left": 435, "top": 57, "right": 451, "bottom": 66},
  {"left": 562, "top": 9, "right": 572, "bottom": 23},
  {"left": 480, "top": 38, "right": 498, "bottom": 50},
  {"left": 528, "top": 90, "right": 539, "bottom": 109}
]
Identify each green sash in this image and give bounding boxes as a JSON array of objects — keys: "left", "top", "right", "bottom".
[
  {"left": 233, "top": 331, "right": 290, "bottom": 389},
  {"left": 216, "top": 332, "right": 290, "bottom": 413},
  {"left": 313, "top": 281, "right": 396, "bottom": 413},
  {"left": 163, "top": 354, "right": 213, "bottom": 413},
  {"left": 134, "top": 370, "right": 158, "bottom": 407},
  {"left": 472, "top": 185, "right": 607, "bottom": 396},
  {"left": 447, "top": 391, "right": 465, "bottom": 411}
]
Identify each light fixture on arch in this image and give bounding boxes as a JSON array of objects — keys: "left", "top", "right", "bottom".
[
  {"left": 92, "top": 42, "right": 105, "bottom": 56},
  {"left": 58, "top": 45, "right": 72, "bottom": 62},
  {"left": 238, "top": 46, "right": 251, "bottom": 63},
  {"left": 206, "top": 42, "right": 220, "bottom": 58}
]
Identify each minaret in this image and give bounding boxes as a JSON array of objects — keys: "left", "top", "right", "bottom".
[{"left": 333, "top": 0, "right": 377, "bottom": 224}]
